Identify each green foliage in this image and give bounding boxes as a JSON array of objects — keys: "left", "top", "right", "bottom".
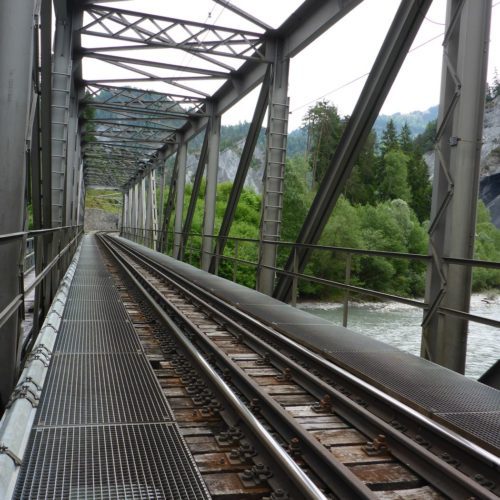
[
  {"left": 303, "top": 100, "right": 344, "bottom": 184},
  {"left": 378, "top": 150, "right": 412, "bottom": 202},
  {"left": 344, "top": 131, "right": 377, "bottom": 205},
  {"left": 158, "top": 99, "right": 499, "bottom": 301},
  {"left": 373, "top": 106, "right": 438, "bottom": 139},
  {"left": 472, "top": 201, "right": 500, "bottom": 290},
  {"left": 85, "top": 189, "right": 122, "bottom": 214},
  {"left": 413, "top": 119, "right": 437, "bottom": 153}
]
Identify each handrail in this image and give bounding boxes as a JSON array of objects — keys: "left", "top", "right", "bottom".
[
  {"left": 0, "top": 225, "right": 83, "bottom": 357},
  {"left": 0, "top": 224, "right": 82, "bottom": 243},
  {"left": 120, "top": 226, "right": 500, "bottom": 337}
]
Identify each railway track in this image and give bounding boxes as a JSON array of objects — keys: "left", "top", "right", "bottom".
[{"left": 98, "top": 234, "right": 499, "bottom": 499}]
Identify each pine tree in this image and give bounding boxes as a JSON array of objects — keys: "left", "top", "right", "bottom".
[
  {"left": 303, "top": 100, "right": 344, "bottom": 184},
  {"left": 380, "top": 119, "right": 399, "bottom": 156},
  {"left": 399, "top": 122, "right": 412, "bottom": 154}
]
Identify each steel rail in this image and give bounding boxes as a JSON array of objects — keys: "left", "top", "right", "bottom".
[
  {"left": 107, "top": 235, "right": 500, "bottom": 499},
  {"left": 97, "top": 235, "right": 330, "bottom": 500},
  {"left": 100, "top": 234, "right": 378, "bottom": 499}
]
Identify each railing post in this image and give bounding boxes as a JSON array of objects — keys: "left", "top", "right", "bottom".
[
  {"left": 343, "top": 253, "right": 352, "bottom": 328},
  {"left": 291, "top": 246, "right": 298, "bottom": 307},
  {"left": 214, "top": 239, "right": 220, "bottom": 276},
  {"left": 233, "top": 240, "right": 239, "bottom": 282}
]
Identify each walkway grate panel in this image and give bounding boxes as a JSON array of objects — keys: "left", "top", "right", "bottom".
[
  {"left": 63, "top": 298, "right": 129, "bottom": 321},
  {"left": 55, "top": 320, "right": 141, "bottom": 353},
  {"left": 14, "top": 423, "right": 210, "bottom": 499},
  {"left": 36, "top": 353, "right": 173, "bottom": 426}
]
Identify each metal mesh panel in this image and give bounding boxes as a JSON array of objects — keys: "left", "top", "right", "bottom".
[
  {"left": 436, "top": 411, "right": 500, "bottom": 450},
  {"left": 55, "top": 320, "right": 141, "bottom": 353},
  {"left": 36, "top": 352, "right": 173, "bottom": 426},
  {"left": 67, "top": 285, "right": 120, "bottom": 302},
  {"left": 327, "top": 351, "right": 500, "bottom": 413},
  {"left": 15, "top": 423, "right": 210, "bottom": 499},
  {"left": 63, "top": 298, "right": 130, "bottom": 321}
]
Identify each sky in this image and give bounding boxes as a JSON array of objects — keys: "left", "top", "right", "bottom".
[{"left": 82, "top": 0, "right": 500, "bottom": 132}]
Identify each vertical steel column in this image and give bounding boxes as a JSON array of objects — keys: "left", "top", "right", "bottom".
[
  {"left": 258, "top": 40, "right": 290, "bottom": 295},
  {"left": 201, "top": 108, "right": 221, "bottom": 271},
  {"left": 156, "top": 161, "right": 166, "bottom": 249},
  {"left": 0, "top": 0, "right": 37, "bottom": 408},
  {"left": 132, "top": 182, "right": 139, "bottom": 241},
  {"left": 51, "top": 3, "right": 74, "bottom": 226},
  {"left": 145, "top": 171, "right": 158, "bottom": 248},
  {"left": 76, "top": 164, "right": 85, "bottom": 226},
  {"left": 173, "top": 141, "right": 188, "bottom": 259},
  {"left": 122, "top": 191, "right": 129, "bottom": 235},
  {"left": 127, "top": 186, "right": 134, "bottom": 237},
  {"left": 72, "top": 136, "right": 83, "bottom": 226},
  {"left": 138, "top": 177, "right": 146, "bottom": 244},
  {"left": 422, "top": 0, "right": 491, "bottom": 372},
  {"left": 64, "top": 90, "right": 78, "bottom": 226},
  {"left": 40, "top": 0, "right": 53, "bottom": 316}
]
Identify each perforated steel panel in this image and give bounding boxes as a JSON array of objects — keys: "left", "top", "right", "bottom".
[
  {"left": 56, "top": 320, "right": 141, "bottom": 353},
  {"left": 67, "top": 284, "right": 120, "bottom": 302},
  {"left": 37, "top": 352, "right": 173, "bottom": 426},
  {"left": 436, "top": 411, "right": 500, "bottom": 450},
  {"left": 327, "top": 351, "right": 500, "bottom": 414},
  {"left": 15, "top": 423, "right": 210, "bottom": 500},
  {"left": 63, "top": 298, "right": 130, "bottom": 321}
]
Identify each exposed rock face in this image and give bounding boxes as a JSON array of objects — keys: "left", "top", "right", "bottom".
[
  {"left": 424, "top": 95, "right": 500, "bottom": 227},
  {"left": 84, "top": 208, "right": 121, "bottom": 232},
  {"left": 186, "top": 138, "right": 266, "bottom": 194}
]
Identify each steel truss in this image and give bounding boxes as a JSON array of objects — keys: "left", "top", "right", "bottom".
[{"left": 0, "top": 0, "right": 491, "bottom": 394}]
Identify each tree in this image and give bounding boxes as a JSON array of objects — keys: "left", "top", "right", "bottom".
[
  {"left": 379, "top": 119, "right": 399, "bottom": 156},
  {"left": 303, "top": 100, "right": 344, "bottom": 185},
  {"left": 407, "top": 155, "right": 432, "bottom": 222},
  {"left": 344, "top": 131, "right": 378, "bottom": 205},
  {"left": 281, "top": 156, "right": 311, "bottom": 243},
  {"left": 378, "top": 150, "right": 412, "bottom": 203},
  {"left": 399, "top": 122, "right": 412, "bottom": 153}
]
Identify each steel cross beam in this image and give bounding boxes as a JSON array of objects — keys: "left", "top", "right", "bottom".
[
  {"left": 80, "top": 5, "right": 266, "bottom": 63},
  {"left": 273, "top": 0, "right": 432, "bottom": 302},
  {"left": 83, "top": 53, "right": 231, "bottom": 79},
  {"left": 177, "top": 0, "right": 361, "bottom": 144},
  {"left": 77, "top": 0, "right": 361, "bottom": 189},
  {"left": 83, "top": 84, "right": 204, "bottom": 110}
]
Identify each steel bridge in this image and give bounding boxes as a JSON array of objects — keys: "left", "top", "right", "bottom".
[{"left": 0, "top": 0, "right": 499, "bottom": 498}]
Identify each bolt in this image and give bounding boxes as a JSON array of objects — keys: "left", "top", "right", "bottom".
[
  {"left": 288, "top": 437, "right": 301, "bottom": 456},
  {"left": 242, "top": 469, "right": 254, "bottom": 480}
]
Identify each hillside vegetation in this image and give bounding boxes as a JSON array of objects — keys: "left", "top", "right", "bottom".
[{"left": 163, "top": 100, "right": 500, "bottom": 298}]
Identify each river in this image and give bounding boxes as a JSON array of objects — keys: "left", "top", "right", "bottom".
[{"left": 298, "top": 294, "right": 499, "bottom": 380}]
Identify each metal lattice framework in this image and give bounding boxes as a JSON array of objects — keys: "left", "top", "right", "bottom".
[{"left": 78, "top": 3, "right": 271, "bottom": 188}]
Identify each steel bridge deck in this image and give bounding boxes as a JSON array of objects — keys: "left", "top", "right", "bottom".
[
  {"left": 115, "top": 236, "right": 500, "bottom": 455},
  {"left": 14, "top": 236, "right": 210, "bottom": 499}
]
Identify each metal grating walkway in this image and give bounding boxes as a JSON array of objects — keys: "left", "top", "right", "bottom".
[{"left": 14, "top": 235, "right": 210, "bottom": 499}]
